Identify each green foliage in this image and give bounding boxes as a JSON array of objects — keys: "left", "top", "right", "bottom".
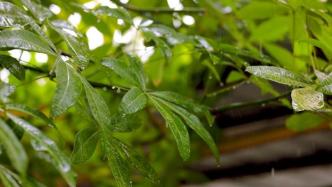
[{"left": 0, "top": 0, "right": 330, "bottom": 186}]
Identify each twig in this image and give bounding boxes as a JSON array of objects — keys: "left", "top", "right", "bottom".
[
  {"left": 212, "top": 92, "right": 291, "bottom": 113},
  {"left": 112, "top": 0, "right": 205, "bottom": 14},
  {"left": 22, "top": 64, "right": 127, "bottom": 93}
]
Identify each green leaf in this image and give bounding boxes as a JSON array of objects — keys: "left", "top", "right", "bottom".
[
  {"left": 0, "top": 2, "right": 55, "bottom": 50},
  {"left": 120, "top": 87, "right": 147, "bottom": 114},
  {"left": 143, "top": 31, "right": 172, "bottom": 59},
  {"left": 101, "top": 135, "right": 131, "bottom": 187},
  {"left": 153, "top": 96, "right": 219, "bottom": 161},
  {"left": 0, "top": 55, "right": 25, "bottom": 80},
  {"left": 0, "top": 119, "right": 27, "bottom": 175},
  {"left": 109, "top": 112, "right": 141, "bottom": 132},
  {"left": 0, "top": 165, "right": 21, "bottom": 187},
  {"left": 18, "top": 0, "right": 52, "bottom": 23},
  {"left": 150, "top": 91, "right": 214, "bottom": 126},
  {"left": 286, "top": 112, "right": 324, "bottom": 132},
  {"left": 49, "top": 20, "right": 90, "bottom": 67},
  {"left": 250, "top": 16, "right": 289, "bottom": 42},
  {"left": 81, "top": 78, "right": 112, "bottom": 130},
  {"left": 238, "top": 1, "right": 287, "bottom": 20},
  {"left": 7, "top": 114, "right": 76, "bottom": 187},
  {"left": 291, "top": 88, "right": 324, "bottom": 111},
  {"left": 150, "top": 97, "right": 190, "bottom": 160},
  {"left": 6, "top": 103, "right": 55, "bottom": 128},
  {"left": 112, "top": 138, "right": 159, "bottom": 184},
  {"left": 0, "top": 30, "right": 54, "bottom": 55},
  {"left": 51, "top": 58, "right": 82, "bottom": 116},
  {"left": 102, "top": 56, "right": 146, "bottom": 89},
  {"left": 317, "top": 73, "right": 332, "bottom": 95},
  {"left": 94, "top": 7, "right": 132, "bottom": 25},
  {"left": 246, "top": 66, "right": 311, "bottom": 87},
  {"left": 71, "top": 127, "right": 99, "bottom": 164}
]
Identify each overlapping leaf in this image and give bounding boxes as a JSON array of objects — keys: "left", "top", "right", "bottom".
[
  {"left": 0, "top": 2, "right": 55, "bottom": 50},
  {"left": 0, "top": 55, "right": 25, "bottom": 80},
  {"left": 150, "top": 97, "right": 190, "bottom": 160},
  {"left": 0, "top": 119, "right": 27, "bottom": 175},
  {"left": 71, "top": 127, "right": 99, "bottom": 164},
  {"left": 153, "top": 97, "right": 219, "bottom": 161},
  {"left": 120, "top": 87, "right": 147, "bottom": 114},
  {"left": 49, "top": 20, "right": 90, "bottom": 67},
  {"left": 18, "top": 0, "right": 52, "bottom": 23},
  {"left": 102, "top": 56, "right": 146, "bottom": 89},
  {"left": 6, "top": 103, "right": 55, "bottom": 127},
  {"left": 81, "top": 78, "right": 112, "bottom": 129},
  {"left": 0, "top": 30, "right": 54, "bottom": 55},
  {"left": 0, "top": 165, "right": 21, "bottom": 187},
  {"left": 150, "top": 91, "right": 214, "bottom": 126},
  {"left": 7, "top": 114, "right": 76, "bottom": 187},
  {"left": 51, "top": 58, "right": 82, "bottom": 117}
]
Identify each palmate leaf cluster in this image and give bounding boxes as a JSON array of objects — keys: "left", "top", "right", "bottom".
[{"left": 0, "top": 0, "right": 330, "bottom": 186}]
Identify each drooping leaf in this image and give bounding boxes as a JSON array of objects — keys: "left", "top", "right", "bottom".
[
  {"left": 150, "top": 97, "right": 190, "bottom": 160},
  {"left": 112, "top": 138, "right": 159, "bottom": 184},
  {"left": 246, "top": 66, "right": 311, "bottom": 87},
  {"left": 102, "top": 56, "right": 146, "bottom": 89},
  {"left": 7, "top": 114, "right": 76, "bottom": 187},
  {"left": 49, "top": 20, "right": 90, "bottom": 67},
  {"left": 120, "top": 87, "right": 147, "bottom": 114},
  {"left": 152, "top": 97, "right": 219, "bottom": 161},
  {"left": 101, "top": 134, "right": 131, "bottom": 187},
  {"left": 0, "top": 119, "right": 27, "bottom": 175},
  {"left": 286, "top": 112, "right": 325, "bottom": 132},
  {"left": 51, "top": 58, "right": 82, "bottom": 116},
  {"left": 81, "top": 78, "right": 111, "bottom": 130},
  {"left": 0, "top": 30, "right": 54, "bottom": 55},
  {"left": 94, "top": 6, "right": 132, "bottom": 25},
  {"left": 291, "top": 88, "right": 324, "bottom": 111},
  {"left": 0, "top": 55, "right": 25, "bottom": 80},
  {"left": 71, "top": 127, "right": 99, "bottom": 164},
  {"left": 0, "top": 165, "right": 21, "bottom": 187},
  {"left": 150, "top": 91, "right": 214, "bottom": 126},
  {"left": 18, "top": 0, "right": 52, "bottom": 23},
  {"left": 6, "top": 103, "right": 55, "bottom": 128}
]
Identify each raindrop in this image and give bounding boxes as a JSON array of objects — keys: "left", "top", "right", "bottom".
[
  {"left": 116, "top": 88, "right": 121, "bottom": 93},
  {"left": 271, "top": 168, "right": 275, "bottom": 176},
  {"left": 60, "top": 162, "right": 71, "bottom": 172},
  {"left": 31, "top": 140, "right": 47, "bottom": 151}
]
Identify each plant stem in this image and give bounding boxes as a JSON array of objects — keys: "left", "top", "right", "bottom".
[
  {"left": 212, "top": 92, "right": 291, "bottom": 113},
  {"left": 112, "top": 0, "right": 205, "bottom": 14},
  {"left": 22, "top": 64, "right": 127, "bottom": 93}
]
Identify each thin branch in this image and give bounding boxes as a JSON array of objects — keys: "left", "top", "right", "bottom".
[
  {"left": 112, "top": 0, "right": 205, "bottom": 14},
  {"left": 212, "top": 92, "right": 291, "bottom": 113},
  {"left": 22, "top": 64, "right": 127, "bottom": 93}
]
